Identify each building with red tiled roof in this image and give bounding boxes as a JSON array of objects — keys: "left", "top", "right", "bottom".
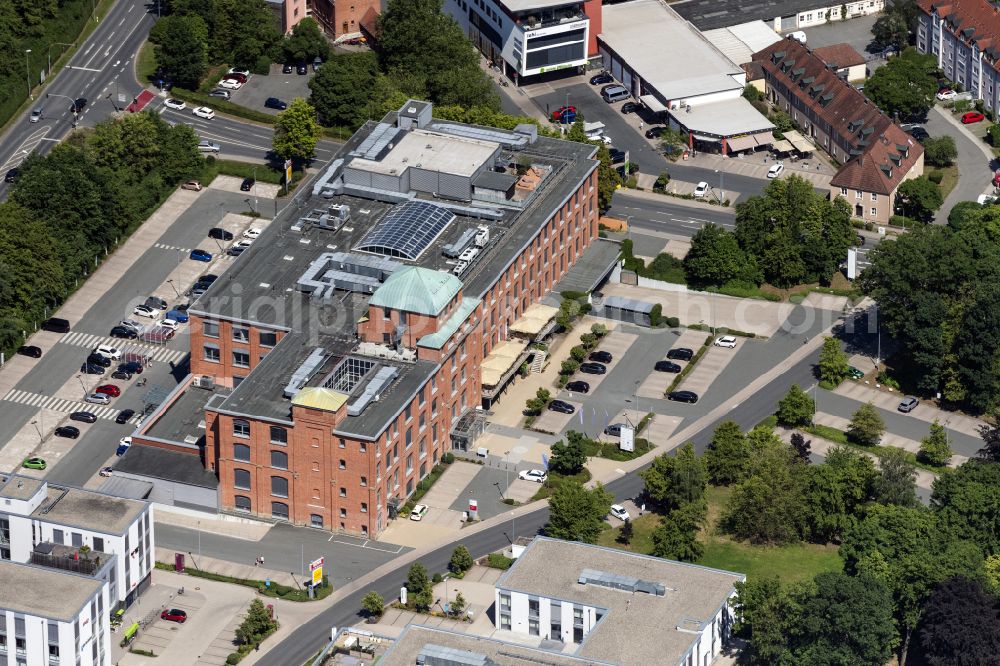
[
  {"left": 916, "top": 0, "right": 1000, "bottom": 111},
  {"left": 752, "top": 39, "right": 924, "bottom": 224},
  {"left": 813, "top": 43, "right": 867, "bottom": 81}
]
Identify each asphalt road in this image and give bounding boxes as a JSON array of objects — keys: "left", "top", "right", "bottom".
[
  {"left": 607, "top": 191, "right": 735, "bottom": 236},
  {"left": 0, "top": 0, "right": 157, "bottom": 199},
  {"left": 256, "top": 344, "right": 824, "bottom": 666}
]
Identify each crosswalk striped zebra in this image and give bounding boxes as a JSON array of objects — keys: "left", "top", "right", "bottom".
[
  {"left": 59, "top": 332, "right": 188, "bottom": 364},
  {"left": 1, "top": 389, "right": 141, "bottom": 423}
]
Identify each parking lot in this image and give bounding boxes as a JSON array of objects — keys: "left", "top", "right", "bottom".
[
  {"left": 224, "top": 64, "right": 317, "bottom": 116},
  {"left": 678, "top": 343, "right": 742, "bottom": 396},
  {"left": 637, "top": 329, "right": 706, "bottom": 399}
]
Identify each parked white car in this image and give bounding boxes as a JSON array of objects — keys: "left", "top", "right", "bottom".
[
  {"left": 159, "top": 319, "right": 180, "bottom": 332},
  {"left": 693, "top": 181, "right": 709, "bottom": 198},
  {"left": 518, "top": 469, "right": 548, "bottom": 483},
  {"left": 936, "top": 89, "right": 957, "bottom": 101},
  {"left": 227, "top": 67, "right": 251, "bottom": 77},
  {"left": 163, "top": 98, "right": 186, "bottom": 111},
  {"left": 243, "top": 228, "right": 262, "bottom": 240},
  {"left": 409, "top": 504, "right": 429, "bottom": 521},
  {"left": 767, "top": 163, "right": 785, "bottom": 179},
  {"left": 192, "top": 106, "right": 215, "bottom": 120},
  {"left": 609, "top": 504, "right": 630, "bottom": 521},
  {"left": 93, "top": 344, "right": 121, "bottom": 360},
  {"left": 714, "top": 335, "right": 738, "bottom": 348},
  {"left": 133, "top": 305, "right": 160, "bottom": 319}
]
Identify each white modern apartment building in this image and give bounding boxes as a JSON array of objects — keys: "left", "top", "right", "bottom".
[
  {"left": 442, "top": 0, "right": 599, "bottom": 82},
  {"left": 0, "top": 560, "right": 111, "bottom": 666},
  {"left": 494, "top": 537, "right": 745, "bottom": 666},
  {"left": 0, "top": 474, "right": 154, "bottom": 610},
  {"left": 915, "top": 0, "right": 1000, "bottom": 112}
]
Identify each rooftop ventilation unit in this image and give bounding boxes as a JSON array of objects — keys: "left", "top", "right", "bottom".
[
  {"left": 319, "top": 204, "right": 350, "bottom": 229},
  {"left": 416, "top": 643, "right": 491, "bottom": 666},
  {"left": 283, "top": 348, "right": 327, "bottom": 398},
  {"left": 347, "top": 365, "right": 400, "bottom": 416},
  {"left": 442, "top": 228, "right": 478, "bottom": 258},
  {"left": 474, "top": 225, "right": 490, "bottom": 248},
  {"left": 578, "top": 568, "right": 666, "bottom": 596}
]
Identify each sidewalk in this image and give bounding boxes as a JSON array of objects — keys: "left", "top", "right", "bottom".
[{"left": 155, "top": 547, "right": 298, "bottom": 588}]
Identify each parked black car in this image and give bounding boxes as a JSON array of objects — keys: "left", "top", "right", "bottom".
[
  {"left": 296, "top": 62, "right": 308, "bottom": 75},
  {"left": 548, "top": 399, "right": 575, "bottom": 414},
  {"left": 69, "top": 411, "right": 97, "bottom": 423},
  {"left": 590, "top": 72, "right": 614, "bottom": 85},
  {"left": 208, "top": 228, "right": 234, "bottom": 241},
  {"left": 110, "top": 326, "right": 137, "bottom": 339},
  {"left": 667, "top": 390, "right": 699, "bottom": 403},
  {"left": 115, "top": 409, "right": 136, "bottom": 424},
  {"left": 4, "top": 168, "right": 19, "bottom": 183},
  {"left": 666, "top": 347, "right": 694, "bottom": 361},
  {"left": 54, "top": 426, "right": 80, "bottom": 438},
  {"left": 609, "top": 149, "right": 626, "bottom": 163},
  {"left": 282, "top": 63, "right": 294, "bottom": 74},
  {"left": 565, "top": 380, "right": 590, "bottom": 393},
  {"left": 80, "top": 363, "right": 105, "bottom": 375},
  {"left": 264, "top": 97, "right": 287, "bottom": 111},
  {"left": 86, "top": 353, "right": 112, "bottom": 368},
  {"left": 17, "top": 345, "right": 42, "bottom": 358},
  {"left": 654, "top": 360, "right": 682, "bottom": 373},
  {"left": 645, "top": 126, "right": 665, "bottom": 139},
  {"left": 240, "top": 177, "right": 255, "bottom": 191},
  {"left": 118, "top": 361, "right": 143, "bottom": 375},
  {"left": 111, "top": 370, "right": 132, "bottom": 381},
  {"left": 589, "top": 350, "right": 613, "bottom": 364},
  {"left": 579, "top": 362, "right": 607, "bottom": 375},
  {"left": 621, "top": 102, "right": 641, "bottom": 114}
]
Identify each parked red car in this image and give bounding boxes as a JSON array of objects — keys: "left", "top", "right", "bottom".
[
  {"left": 160, "top": 609, "right": 187, "bottom": 623},
  {"left": 962, "top": 111, "right": 985, "bottom": 124},
  {"left": 993, "top": 171, "right": 1000, "bottom": 188},
  {"left": 550, "top": 105, "right": 577, "bottom": 122},
  {"left": 95, "top": 384, "right": 121, "bottom": 398}
]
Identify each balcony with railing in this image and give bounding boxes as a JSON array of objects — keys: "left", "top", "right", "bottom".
[{"left": 30, "top": 543, "right": 104, "bottom": 576}]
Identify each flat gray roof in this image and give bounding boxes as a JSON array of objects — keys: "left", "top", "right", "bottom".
[
  {"left": 703, "top": 20, "right": 782, "bottom": 66},
  {"left": 555, "top": 238, "right": 622, "bottom": 294},
  {"left": 351, "top": 128, "right": 497, "bottom": 177},
  {"left": 31, "top": 485, "right": 147, "bottom": 535},
  {"left": 0, "top": 560, "right": 102, "bottom": 622},
  {"left": 679, "top": 97, "right": 775, "bottom": 138},
  {"left": 144, "top": 385, "right": 230, "bottom": 446},
  {"left": 497, "top": 537, "right": 745, "bottom": 665},
  {"left": 674, "top": 0, "right": 832, "bottom": 30},
  {"left": 600, "top": 0, "right": 744, "bottom": 101},
  {"left": 113, "top": 445, "right": 219, "bottom": 489},
  {"left": 380, "top": 625, "right": 617, "bottom": 666},
  {"left": 0, "top": 475, "right": 44, "bottom": 501}
]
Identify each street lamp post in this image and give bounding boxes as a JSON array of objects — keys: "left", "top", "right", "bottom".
[
  {"left": 48, "top": 43, "right": 74, "bottom": 76},
  {"left": 252, "top": 165, "right": 258, "bottom": 214},
  {"left": 166, "top": 279, "right": 179, "bottom": 298},
  {"left": 76, "top": 374, "right": 87, "bottom": 396},
  {"left": 25, "top": 49, "right": 32, "bottom": 98},
  {"left": 46, "top": 92, "right": 78, "bottom": 127}
]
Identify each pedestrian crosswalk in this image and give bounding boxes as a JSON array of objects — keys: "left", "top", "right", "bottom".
[
  {"left": 60, "top": 331, "right": 188, "bottom": 364},
  {"left": 153, "top": 242, "right": 191, "bottom": 252},
  {"left": 2, "top": 389, "right": 140, "bottom": 423}
]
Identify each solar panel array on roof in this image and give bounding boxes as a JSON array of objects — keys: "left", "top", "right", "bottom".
[{"left": 355, "top": 201, "right": 455, "bottom": 260}]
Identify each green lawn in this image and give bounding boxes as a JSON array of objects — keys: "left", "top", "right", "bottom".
[
  {"left": 136, "top": 40, "right": 158, "bottom": 86},
  {"left": 595, "top": 486, "right": 844, "bottom": 584}
]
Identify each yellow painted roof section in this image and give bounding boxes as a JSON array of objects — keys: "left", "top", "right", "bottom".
[{"left": 291, "top": 387, "right": 349, "bottom": 412}]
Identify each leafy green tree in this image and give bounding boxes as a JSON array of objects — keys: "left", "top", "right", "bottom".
[
  {"left": 917, "top": 577, "right": 1000, "bottom": 666},
  {"left": 616, "top": 518, "right": 633, "bottom": 545},
  {"left": 683, "top": 223, "right": 761, "bottom": 287},
  {"left": 872, "top": 447, "right": 919, "bottom": 507},
  {"left": 788, "top": 572, "right": 898, "bottom": 665},
  {"left": 361, "top": 590, "right": 385, "bottom": 619},
  {"left": 952, "top": 283, "right": 1000, "bottom": 413},
  {"left": 449, "top": 545, "right": 473, "bottom": 574},
  {"left": 235, "top": 598, "right": 275, "bottom": 646},
  {"left": 919, "top": 420, "right": 952, "bottom": 467},
  {"left": 705, "top": 421, "right": 752, "bottom": 485},
  {"left": 978, "top": 422, "right": 1000, "bottom": 462},
  {"left": 152, "top": 14, "right": 209, "bottom": 89},
  {"left": 847, "top": 403, "right": 884, "bottom": 446},
  {"left": 548, "top": 431, "right": 587, "bottom": 476},
  {"left": 272, "top": 99, "right": 322, "bottom": 163},
  {"left": 281, "top": 18, "right": 329, "bottom": 63},
  {"left": 651, "top": 502, "right": 705, "bottom": 562},
  {"left": 790, "top": 432, "right": 812, "bottom": 462},
  {"left": 803, "top": 446, "right": 876, "bottom": 543},
  {"left": 733, "top": 577, "right": 794, "bottom": 665},
  {"left": 639, "top": 443, "right": 706, "bottom": 512},
  {"left": 865, "top": 48, "right": 939, "bottom": 120},
  {"left": 871, "top": 10, "right": 910, "bottom": 51},
  {"left": 818, "top": 336, "right": 850, "bottom": 387},
  {"left": 897, "top": 176, "right": 944, "bottom": 222},
  {"left": 406, "top": 562, "right": 433, "bottom": 610},
  {"left": 309, "top": 52, "right": 378, "bottom": 128},
  {"left": 545, "top": 481, "right": 614, "bottom": 544},
  {"left": 922, "top": 135, "right": 958, "bottom": 167},
  {"left": 449, "top": 591, "right": 468, "bottom": 617},
  {"left": 723, "top": 433, "right": 808, "bottom": 544},
  {"left": 932, "top": 460, "right": 1000, "bottom": 554},
  {"left": 207, "top": 0, "right": 282, "bottom": 69},
  {"left": 776, "top": 384, "right": 814, "bottom": 427}
]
